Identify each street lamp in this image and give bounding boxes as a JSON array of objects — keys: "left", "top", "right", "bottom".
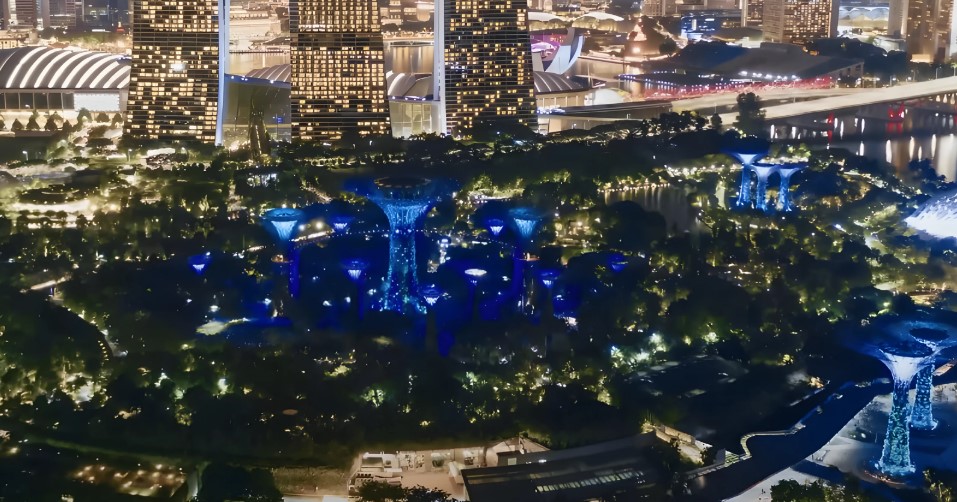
[{"left": 21, "top": 150, "right": 28, "bottom": 161}]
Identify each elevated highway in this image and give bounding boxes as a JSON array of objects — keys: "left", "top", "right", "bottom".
[{"left": 717, "top": 76, "right": 957, "bottom": 123}]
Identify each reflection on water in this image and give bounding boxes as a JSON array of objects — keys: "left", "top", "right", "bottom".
[
  {"left": 227, "top": 52, "right": 290, "bottom": 75},
  {"left": 604, "top": 185, "right": 703, "bottom": 233},
  {"left": 830, "top": 134, "right": 957, "bottom": 182},
  {"left": 384, "top": 41, "right": 434, "bottom": 74}
]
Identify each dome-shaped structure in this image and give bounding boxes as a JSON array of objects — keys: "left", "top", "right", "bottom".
[
  {"left": 246, "top": 64, "right": 291, "bottom": 82},
  {"left": 0, "top": 47, "right": 129, "bottom": 89},
  {"left": 906, "top": 191, "right": 957, "bottom": 240}
]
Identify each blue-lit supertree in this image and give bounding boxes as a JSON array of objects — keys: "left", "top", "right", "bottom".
[
  {"left": 909, "top": 326, "right": 957, "bottom": 431},
  {"left": 331, "top": 215, "right": 354, "bottom": 233},
  {"left": 421, "top": 284, "right": 443, "bottom": 350},
  {"left": 751, "top": 163, "right": 779, "bottom": 213},
  {"left": 342, "top": 258, "right": 369, "bottom": 319},
  {"left": 508, "top": 207, "right": 544, "bottom": 313},
  {"left": 608, "top": 252, "right": 628, "bottom": 273},
  {"left": 776, "top": 162, "right": 806, "bottom": 212},
  {"left": 350, "top": 177, "right": 448, "bottom": 315},
  {"left": 262, "top": 208, "right": 305, "bottom": 306},
  {"left": 722, "top": 141, "right": 769, "bottom": 208},
  {"left": 464, "top": 268, "right": 487, "bottom": 321},
  {"left": 188, "top": 252, "right": 212, "bottom": 275},
  {"left": 870, "top": 340, "right": 934, "bottom": 478},
  {"left": 486, "top": 218, "right": 505, "bottom": 237}
]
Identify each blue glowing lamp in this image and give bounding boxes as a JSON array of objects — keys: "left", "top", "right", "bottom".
[
  {"left": 331, "top": 215, "right": 354, "bottom": 233},
  {"left": 539, "top": 269, "right": 560, "bottom": 289},
  {"left": 262, "top": 208, "right": 305, "bottom": 244},
  {"left": 487, "top": 218, "right": 505, "bottom": 236},
  {"left": 609, "top": 253, "right": 628, "bottom": 272},
  {"left": 188, "top": 252, "right": 212, "bottom": 275},
  {"left": 342, "top": 258, "right": 369, "bottom": 282},
  {"left": 421, "top": 284, "right": 443, "bottom": 307},
  {"left": 464, "top": 268, "right": 487, "bottom": 286}
]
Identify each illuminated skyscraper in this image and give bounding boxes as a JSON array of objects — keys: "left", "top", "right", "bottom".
[
  {"left": 763, "top": 0, "right": 837, "bottom": 44},
  {"left": 126, "top": 0, "right": 226, "bottom": 143},
  {"left": 442, "top": 0, "right": 536, "bottom": 135},
  {"left": 291, "top": 0, "right": 390, "bottom": 140},
  {"left": 741, "top": 0, "right": 763, "bottom": 26},
  {"left": 905, "top": 0, "right": 957, "bottom": 62}
]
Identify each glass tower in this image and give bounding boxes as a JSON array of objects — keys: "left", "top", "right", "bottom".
[
  {"left": 763, "top": 0, "right": 837, "bottom": 44},
  {"left": 292, "top": 0, "right": 390, "bottom": 140},
  {"left": 443, "top": 0, "right": 536, "bottom": 135},
  {"left": 127, "top": 0, "right": 225, "bottom": 143}
]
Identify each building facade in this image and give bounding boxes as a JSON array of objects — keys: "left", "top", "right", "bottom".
[
  {"left": 763, "top": 0, "right": 837, "bottom": 44},
  {"left": 742, "top": 0, "right": 763, "bottom": 26},
  {"left": 442, "top": 0, "right": 536, "bottom": 135},
  {"left": 126, "top": 0, "right": 226, "bottom": 143},
  {"left": 291, "top": 0, "right": 390, "bottom": 141},
  {"left": 905, "top": 0, "right": 957, "bottom": 62}
]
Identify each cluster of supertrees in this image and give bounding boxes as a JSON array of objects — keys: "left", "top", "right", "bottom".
[
  {"left": 723, "top": 140, "right": 805, "bottom": 213},
  {"left": 847, "top": 310, "right": 957, "bottom": 480},
  {"left": 241, "top": 177, "right": 625, "bottom": 333}
]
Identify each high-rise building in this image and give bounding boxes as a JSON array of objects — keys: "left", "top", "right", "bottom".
[
  {"left": 741, "top": 0, "right": 763, "bottom": 26},
  {"left": 291, "top": 0, "right": 390, "bottom": 141},
  {"left": 762, "top": 0, "right": 837, "bottom": 44},
  {"left": 126, "top": 0, "right": 226, "bottom": 143},
  {"left": 442, "top": 0, "right": 536, "bottom": 135},
  {"left": 888, "top": 0, "right": 907, "bottom": 36},
  {"left": 905, "top": 0, "right": 957, "bottom": 62},
  {"left": 6, "top": 0, "right": 37, "bottom": 27}
]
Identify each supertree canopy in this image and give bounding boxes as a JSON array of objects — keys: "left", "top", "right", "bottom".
[
  {"left": 188, "top": 252, "right": 212, "bottom": 275},
  {"left": 751, "top": 163, "right": 779, "bottom": 213},
  {"left": 262, "top": 208, "right": 306, "bottom": 246},
  {"left": 871, "top": 340, "right": 934, "bottom": 478},
  {"left": 487, "top": 218, "right": 505, "bottom": 237},
  {"left": 905, "top": 191, "right": 957, "bottom": 240},
  {"left": 776, "top": 163, "right": 806, "bottom": 212},
  {"left": 349, "top": 177, "right": 450, "bottom": 315},
  {"left": 509, "top": 207, "right": 544, "bottom": 245},
  {"left": 722, "top": 138, "right": 769, "bottom": 208},
  {"left": 875, "top": 312, "right": 957, "bottom": 432}
]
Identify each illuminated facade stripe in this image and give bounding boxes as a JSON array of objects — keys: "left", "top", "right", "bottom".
[
  {"left": 0, "top": 47, "right": 129, "bottom": 90},
  {"left": 31, "top": 50, "right": 76, "bottom": 88}
]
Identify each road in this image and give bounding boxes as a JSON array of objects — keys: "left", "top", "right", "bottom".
[
  {"left": 671, "top": 87, "right": 862, "bottom": 115},
  {"left": 717, "top": 76, "right": 957, "bottom": 123}
]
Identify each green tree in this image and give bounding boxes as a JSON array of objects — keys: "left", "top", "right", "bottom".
[
  {"left": 734, "top": 92, "right": 766, "bottom": 137},
  {"left": 10, "top": 119, "right": 23, "bottom": 132},
  {"left": 356, "top": 481, "right": 407, "bottom": 502},
  {"left": 77, "top": 108, "right": 92, "bottom": 123},
  {"left": 710, "top": 113, "right": 722, "bottom": 130}
]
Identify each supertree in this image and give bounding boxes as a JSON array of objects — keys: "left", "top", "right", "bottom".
[
  {"left": 870, "top": 313, "right": 957, "bottom": 432},
  {"left": 421, "top": 284, "right": 443, "bottom": 351},
  {"left": 262, "top": 208, "right": 305, "bottom": 305},
  {"left": 608, "top": 252, "right": 629, "bottom": 273},
  {"left": 508, "top": 207, "right": 544, "bottom": 313},
  {"left": 486, "top": 218, "right": 505, "bottom": 237},
  {"left": 342, "top": 258, "right": 369, "bottom": 320},
  {"left": 348, "top": 177, "right": 450, "bottom": 315},
  {"left": 869, "top": 340, "right": 934, "bottom": 478},
  {"left": 776, "top": 162, "right": 806, "bottom": 212},
  {"left": 331, "top": 215, "right": 354, "bottom": 233},
  {"left": 722, "top": 140, "right": 769, "bottom": 208},
  {"left": 751, "top": 163, "right": 779, "bottom": 213},
  {"left": 188, "top": 252, "right": 212, "bottom": 275},
  {"left": 464, "top": 268, "right": 487, "bottom": 321}
]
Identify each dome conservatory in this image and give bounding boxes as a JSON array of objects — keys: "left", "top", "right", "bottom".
[{"left": 906, "top": 191, "right": 957, "bottom": 239}]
